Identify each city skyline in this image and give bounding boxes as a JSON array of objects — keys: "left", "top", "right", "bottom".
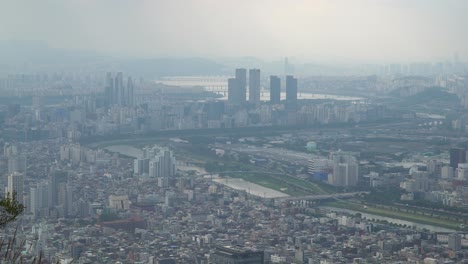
[{"left": 1, "top": 1, "right": 468, "bottom": 263}]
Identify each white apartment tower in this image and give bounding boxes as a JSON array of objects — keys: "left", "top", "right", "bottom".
[
  {"left": 329, "top": 153, "right": 359, "bottom": 187},
  {"left": 7, "top": 172, "right": 24, "bottom": 201}
]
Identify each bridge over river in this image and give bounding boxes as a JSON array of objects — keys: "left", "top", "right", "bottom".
[{"left": 274, "top": 192, "right": 369, "bottom": 202}]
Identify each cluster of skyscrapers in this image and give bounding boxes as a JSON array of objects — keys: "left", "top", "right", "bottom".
[
  {"left": 104, "top": 72, "right": 134, "bottom": 107},
  {"left": 5, "top": 168, "right": 75, "bottom": 219},
  {"left": 227, "top": 68, "right": 298, "bottom": 109}
]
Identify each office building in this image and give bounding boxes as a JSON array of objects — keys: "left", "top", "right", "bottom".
[
  {"left": 449, "top": 147, "right": 466, "bottom": 169},
  {"left": 285, "top": 75, "right": 298, "bottom": 111},
  {"left": 248, "top": 69, "right": 261, "bottom": 104},
  {"left": 211, "top": 246, "right": 264, "bottom": 264},
  {"left": 7, "top": 172, "right": 24, "bottom": 201},
  {"left": 448, "top": 233, "right": 461, "bottom": 251},
  {"left": 270, "top": 76, "right": 281, "bottom": 104}
]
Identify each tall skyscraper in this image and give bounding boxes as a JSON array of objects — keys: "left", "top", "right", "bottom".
[
  {"left": 105, "top": 72, "right": 114, "bottom": 106},
  {"left": 270, "top": 76, "right": 281, "bottom": 104},
  {"left": 48, "top": 170, "right": 68, "bottom": 209},
  {"left": 248, "top": 69, "right": 261, "bottom": 104},
  {"left": 115, "top": 72, "right": 124, "bottom": 106},
  {"left": 235, "top": 68, "right": 247, "bottom": 103},
  {"left": 7, "top": 172, "right": 24, "bottom": 201},
  {"left": 105, "top": 72, "right": 135, "bottom": 107},
  {"left": 450, "top": 147, "right": 466, "bottom": 169},
  {"left": 30, "top": 181, "right": 49, "bottom": 217},
  {"left": 127, "top": 76, "right": 134, "bottom": 107},
  {"left": 330, "top": 153, "right": 359, "bottom": 187},
  {"left": 285, "top": 75, "right": 298, "bottom": 111},
  {"left": 228, "top": 78, "right": 239, "bottom": 105}
]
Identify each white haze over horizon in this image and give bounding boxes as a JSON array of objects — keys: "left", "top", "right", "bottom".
[{"left": 1, "top": 0, "right": 467, "bottom": 63}]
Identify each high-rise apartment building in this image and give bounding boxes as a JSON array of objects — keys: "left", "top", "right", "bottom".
[
  {"left": 115, "top": 72, "right": 124, "bottom": 106},
  {"left": 30, "top": 181, "right": 49, "bottom": 217},
  {"left": 286, "top": 75, "right": 298, "bottom": 111},
  {"left": 7, "top": 154, "right": 27, "bottom": 174},
  {"left": 228, "top": 78, "right": 240, "bottom": 105},
  {"left": 7, "top": 172, "right": 24, "bottom": 201},
  {"left": 127, "top": 77, "right": 134, "bottom": 107},
  {"left": 143, "top": 145, "right": 176, "bottom": 178},
  {"left": 248, "top": 69, "right": 260, "bottom": 104},
  {"left": 270, "top": 76, "right": 281, "bottom": 104},
  {"left": 235, "top": 68, "right": 247, "bottom": 104},
  {"left": 105, "top": 72, "right": 135, "bottom": 107},
  {"left": 227, "top": 68, "right": 248, "bottom": 105},
  {"left": 48, "top": 170, "right": 68, "bottom": 209},
  {"left": 105, "top": 72, "right": 114, "bottom": 106},
  {"left": 448, "top": 233, "right": 461, "bottom": 251},
  {"left": 330, "top": 153, "right": 359, "bottom": 187}
]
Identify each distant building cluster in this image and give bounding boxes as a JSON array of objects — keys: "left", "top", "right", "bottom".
[
  {"left": 105, "top": 72, "right": 134, "bottom": 107},
  {"left": 134, "top": 145, "right": 176, "bottom": 182},
  {"left": 2, "top": 60, "right": 468, "bottom": 263},
  {"left": 228, "top": 68, "right": 298, "bottom": 109},
  {"left": 308, "top": 152, "right": 359, "bottom": 187}
]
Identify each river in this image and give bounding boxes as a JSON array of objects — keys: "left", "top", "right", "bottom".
[
  {"left": 320, "top": 206, "right": 456, "bottom": 233},
  {"left": 104, "top": 145, "right": 288, "bottom": 198},
  {"left": 105, "top": 145, "right": 143, "bottom": 158}
]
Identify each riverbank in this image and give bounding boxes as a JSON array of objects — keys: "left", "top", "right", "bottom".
[
  {"left": 212, "top": 177, "right": 289, "bottom": 198},
  {"left": 325, "top": 201, "right": 464, "bottom": 231}
]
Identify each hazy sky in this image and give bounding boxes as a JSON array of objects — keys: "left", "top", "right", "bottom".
[{"left": 1, "top": 0, "right": 467, "bottom": 63}]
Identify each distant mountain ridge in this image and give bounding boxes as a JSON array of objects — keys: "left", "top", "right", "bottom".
[{"left": 0, "top": 40, "right": 224, "bottom": 78}]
